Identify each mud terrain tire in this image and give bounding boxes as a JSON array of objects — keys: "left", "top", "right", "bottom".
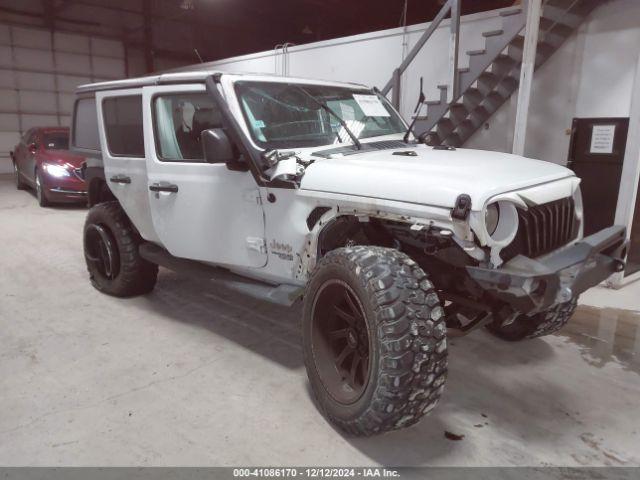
[
  {"left": 83, "top": 201, "right": 158, "bottom": 297},
  {"left": 486, "top": 297, "right": 578, "bottom": 341},
  {"left": 302, "top": 246, "right": 448, "bottom": 436}
]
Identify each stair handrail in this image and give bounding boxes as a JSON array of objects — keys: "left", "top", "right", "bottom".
[{"left": 381, "top": 0, "right": 461, "bottom": 109}]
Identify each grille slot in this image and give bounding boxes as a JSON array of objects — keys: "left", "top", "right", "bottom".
[{"left": 501, "top": 197, "right": 576, "bottom": 261}]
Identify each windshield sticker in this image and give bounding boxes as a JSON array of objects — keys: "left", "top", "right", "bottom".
[
  {"left": 252, "top": 119, "right": 265, "bottom": 128},
  {"left": 353, "top": 94, "right": 390, "bottom": 117},
  {"left": 340, "top": 103, "right": 356, "bottom": 121}
]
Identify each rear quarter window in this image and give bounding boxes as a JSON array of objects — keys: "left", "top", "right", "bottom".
[
  {"left": 72, "top": 97, "right": 100, "bottom": 152},
  {"left": 103, "top": 96, "right": 145, "bottom": 157}
]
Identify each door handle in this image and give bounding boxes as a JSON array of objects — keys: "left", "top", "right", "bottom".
[
  {"left": 149, "top": 183, "right": 179, "bottom": 193},
  {"left": 109, "top": 174, "right": 131, "bottom": 184}
]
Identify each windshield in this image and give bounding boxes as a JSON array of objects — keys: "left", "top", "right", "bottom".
[
  {"left": 235, "top": 81, "right": 406, "bottom": 149},
  {"left": 43, "top": 132, "right": 69, "bottom": 150}
]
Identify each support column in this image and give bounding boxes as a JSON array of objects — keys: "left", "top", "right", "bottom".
[
  {"left": 609, "top": 51, "right": 640, "bottom": 287},
  {"left": 512, "top": 0, "right": 541, "bottom": 156},
  {"left": 143, "top": 0, "right": 154, "bottom": 73},
  {"left": 447, "top": 0, "right": 460, "bottom": 103}
]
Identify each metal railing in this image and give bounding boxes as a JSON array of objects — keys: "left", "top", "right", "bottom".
[{"left": 381, "top": 0, "right": 461, "bottom": 109}]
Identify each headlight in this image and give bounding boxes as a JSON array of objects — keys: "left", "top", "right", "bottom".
[
  {"left": 42, "top": 163, "right": 71, "bottom": 178},
  {"left": 485, "top": 203, "right": 499, "bottom": 235},
  {"left": 483, "top": 201, "right": 519, "bottom": 244}
]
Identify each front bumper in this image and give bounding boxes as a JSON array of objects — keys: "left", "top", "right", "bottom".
[
  {"left": 41, "top": 170, "right": 87, "bottom": 203},
  {"left": 466, "top": 225, "right": 627, "bottom": 314}
]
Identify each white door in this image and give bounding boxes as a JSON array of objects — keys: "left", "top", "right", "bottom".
[
  {"left": 95, "top": 89, "right": 159, "bottom": 243},
  {"left": 142, "top": 84, "right": 267, "bottom": 268}
]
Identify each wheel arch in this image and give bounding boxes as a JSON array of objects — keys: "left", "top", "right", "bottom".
[{"left": 87, "top": 175, "right": 116, "bottom": 207}]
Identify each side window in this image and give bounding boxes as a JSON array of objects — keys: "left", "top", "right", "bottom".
[
  {"left": 153, "top": 92, "right": 222, "bottom": 162},
  {"left": 72, "top": 97, "right": 100, "bottom": 152},
  {"left": 103, "top": 96, "right": 145, "bottom": 157},
  {"left": 22, "top": 129, "right": 34, "bottom": 145},
  {"left": 25, "top": 130, "right": 38, "bottom": 146}
]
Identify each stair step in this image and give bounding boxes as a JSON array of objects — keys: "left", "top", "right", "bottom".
[
  {"left": 499, "top": 7, "right": 522, "bottom": 17},
  {"left": 421, "top": 131, "right": 442, "bottom": 146},
  {"left": 443, "top": 133, "right": 462, "bottom": 148},
  {"left": 542, "top": 4, "right": 584, "bottom": 29},
  {"left": 542, "top": 23, "right": 575, "bottom": 47},
  {"left": 469, "top": 105, "right": 490, "bottom": 124},
  {"left": 481, "top": 91, "right": 506, "bottom": 114},
  {"left": 463, "top": 88, "right": 484, "bottom": 109},
  {"left": 482, "top": 29, "right": 504, "bottom": 38},
  {"left": 426, "top": 100, "right": 442, "bottom": 107},
  {"left": 436, "top": 118, "right": 456, "bottom": 137},
  {"left": 458, "top": 67, "right": 470, "bottom": 74},
  {"left": 491, "top": 54, "right": 517, "bottom": 76},
  {"left": 477, "top": 71, "right": 499, "bottom": 95},
  {"left": 467, "top": 49, "right": 486, "bottom": 56},
  {"left": 449, "top": 103, "right": 469, "bottom": 122},
  {"left": 495, "top": 77, "right": 519, "bottom": 97}
]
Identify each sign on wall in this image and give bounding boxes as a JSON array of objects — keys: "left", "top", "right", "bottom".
[{"left": 589, "top": 124, "right": 616, "bottom": 154}]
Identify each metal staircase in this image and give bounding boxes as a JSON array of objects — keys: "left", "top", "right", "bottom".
[{"left": 382, "top": 0, "right": 601, "bottom": 148}]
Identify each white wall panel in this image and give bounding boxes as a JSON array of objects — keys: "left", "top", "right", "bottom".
[
  {"left": 0, "top": 132, "right": 20, "bottom": 159},
  {"left": 0, "top": 23, "right": 125, "bottom": 173},
  {"left": 12, "top": 26, "right": 50, "bottom": 49},
  {"left": 58, "top": 93, "right": 75, "bottom": 115},
  {"left": 21, "top": 114, "right": 58, "bottom": 130},
  {"left": 16, "top": 71, "right": 55, "bottom": 90},
  {"left": 0, "top": 69, "right": 15, "bottom": 87},
  {"left": 0, "top": 89, "right": 18, "bottom": 110},
  {"left": 0, "top": 46, "right": 12, "bottom": 67},
  {"left": 59, "top": 115, "right": 71, "bottom": 129},
  {"left": 13, "top": 47, "right": 54, "bottom": 70},
  {"left": 0, "top": 25, "right": 10, "bottom": 45},
  {"left": 92, "top": 56, "right": 124, "bottom": 77},
  {"left": 57, "top": 74, "right": 91, "bottom": 92},
  {"left": 0, "top": 113, "right": 19, "bottom": 131},
  {"left": 20, "top": 90, "right": 57, "bottom": 113},
  {"left": 54, "top": 32, "right": 90, "bottom": 54},
  {"left": 91, "top": 38, "right": 123, "bottom": 58},
  {"left": 56, "top": 52, "right": 91, "bottom": 74}
]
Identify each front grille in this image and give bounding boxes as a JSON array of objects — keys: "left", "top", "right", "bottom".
[{"left": 501, "top": 197, "right": 576, "bottom": 261}]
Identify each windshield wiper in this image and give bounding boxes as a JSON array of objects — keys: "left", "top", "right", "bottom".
[
  {"left": 403, "top": 77, "right": 426, "bottom": 144},
  {"left": 290, "top": 85, "right": 362, "bottom": 150}
]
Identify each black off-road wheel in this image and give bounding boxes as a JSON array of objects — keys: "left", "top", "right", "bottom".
[
  {"left": 486, "top": 297, "right": 578, "bottom": 341},
  {"left": 14, "top": 162, "right": 26, "bottom": 190},
  {"left": 303, "top": 246, "right": 448, "bottom": 436},
  {"left": 35, "top": 170, "right": 50, "bottom": 207},
  {"left": 83, "top": 201, "right": 158, "bottom": 297}
]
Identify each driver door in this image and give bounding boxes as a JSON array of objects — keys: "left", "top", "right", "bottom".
[{"left": 142, "top": 84, "right": 267, "bottom": 268}]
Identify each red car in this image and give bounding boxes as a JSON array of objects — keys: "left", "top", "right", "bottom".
[{"left": 11, "top": 127, "right": 87, "bottom": 207}]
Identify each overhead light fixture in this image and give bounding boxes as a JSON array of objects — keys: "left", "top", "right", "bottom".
[{"left": 180, "top": 0, "right": 195, "bottom": 10}]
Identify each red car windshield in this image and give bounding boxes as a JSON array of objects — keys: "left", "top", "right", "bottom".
[{"left": 43, "top": 132, "right": 69, "bottom": 150}]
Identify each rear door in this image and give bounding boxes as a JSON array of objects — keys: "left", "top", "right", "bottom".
[
  {"left": 13, "top": 129, "right": 32, "bottom": 179},
  {"left": 22, "top": 129, "right": 38, "bottom": 183},
  {"left": 95, "top": 89, "right": 159, "bottom": 243},
  {"left": 142, "top": 84, "right": 267, "bottom": 268}
]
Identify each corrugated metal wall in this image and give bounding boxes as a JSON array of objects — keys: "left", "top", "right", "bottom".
[{"left": 0, "top": 24, "right": 125, "bottom": 173}]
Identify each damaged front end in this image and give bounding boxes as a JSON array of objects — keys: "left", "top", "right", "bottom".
[{"left": 467, "top": 225, "right": 627, "bottom": 316}]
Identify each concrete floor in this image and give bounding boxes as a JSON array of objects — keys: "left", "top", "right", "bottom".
[{"left": 1, "top": 174, "right": 639, "bottom": 467}]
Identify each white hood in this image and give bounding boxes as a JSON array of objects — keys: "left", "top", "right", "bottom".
[{"left": 299, "top": 146, "right": 575, "bottom": 209}]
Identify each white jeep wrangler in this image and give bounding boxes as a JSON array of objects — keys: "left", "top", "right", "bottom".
[{"left": 71, "top": 70, "right": 627, "bottom": 436}]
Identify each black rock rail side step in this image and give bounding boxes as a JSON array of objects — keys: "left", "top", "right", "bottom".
[{"left": 139, "top": 243, "right": 303, "bottom": 306}]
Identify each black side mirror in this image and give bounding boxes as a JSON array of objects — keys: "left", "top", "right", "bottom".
[{"left": 201, "top": 128, "right": 248, "bottom": 171}]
